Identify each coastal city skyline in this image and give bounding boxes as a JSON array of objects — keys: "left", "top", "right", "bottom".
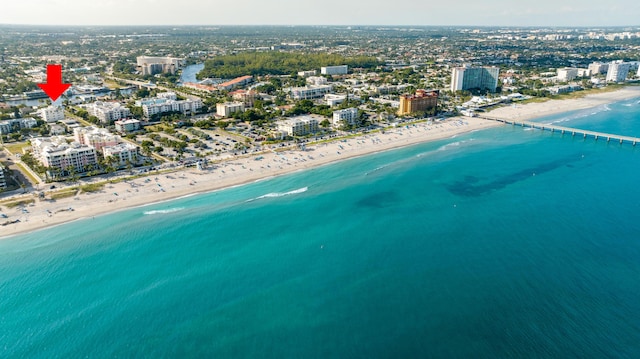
[
  {"left": 1, "top": 0, "right": 640, "bottom": 27},
  {"left": 2, "top": 13, "right": 640, "bottom": 357}
]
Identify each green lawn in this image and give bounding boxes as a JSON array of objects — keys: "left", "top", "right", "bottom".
[{"left": 3, "top": 142, "right": 30, "bottom": 155}]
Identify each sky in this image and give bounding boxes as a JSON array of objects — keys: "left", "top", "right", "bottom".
[{"left": 1, "top": 0, "right": 639, "bottom": 27}]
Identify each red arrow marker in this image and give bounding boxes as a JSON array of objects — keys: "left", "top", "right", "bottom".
[{"left": 37, "top": 64, "right": 72, "bottom": 102}]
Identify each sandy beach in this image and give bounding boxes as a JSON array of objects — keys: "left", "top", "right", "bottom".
[
  {"left": 1, "top": 117, "right": 499, "bottom": 238},
  {"left": 486, "top": 87, "right": 640, "bottom": 121},
  {"left": 2, "top": 87, "right": 640, "bottom": 238}
]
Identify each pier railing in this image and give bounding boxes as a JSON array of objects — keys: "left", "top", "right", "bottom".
[{"left": 480, "top": 116, "right": 640, "bottom": 146}]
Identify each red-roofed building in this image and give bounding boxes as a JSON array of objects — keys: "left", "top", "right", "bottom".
[{"left": 217, "top": 76, "right": 253, "bottom": 91}]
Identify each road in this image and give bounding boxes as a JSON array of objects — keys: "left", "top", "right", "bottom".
[{"left": 0, "top": 149, "right": 39, "bottom": 195}]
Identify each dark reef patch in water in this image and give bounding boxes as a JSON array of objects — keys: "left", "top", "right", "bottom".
[
  {"left": 447, "top": 155, "right": 580, "bottom": 197},
  {"left": 357, "top": 190, "right": 400, "bottom": 208}
]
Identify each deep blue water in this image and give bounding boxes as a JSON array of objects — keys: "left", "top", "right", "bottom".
[{"left": 2, "top": 97, "right": 640, "bottom": 358}]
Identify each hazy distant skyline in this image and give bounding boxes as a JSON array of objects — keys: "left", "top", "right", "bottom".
[{"left": 2, "top": 0, "right": 639, "bottom": 27}]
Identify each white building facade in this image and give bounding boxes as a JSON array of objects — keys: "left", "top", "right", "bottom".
[
  {"left": 288, "top": 85, "right": 332, "bottom": 100},
  {"left": 136, "top": 56, "right": 183, "bottom": 76},
  {"left": 321, "top": 65, "right": 348, "bottom": 75},
  {"left": 86, "top": 101, "right": 131, "bottom": 124},
  {"left": 606, "top": 61, "right": 631, "bottom": 82},
  {"left": 103, "top": 143, "right": 139, "bottom": 166},
  {"left": 115, "top": 119, "right": 141, "bottom": 133},
  {"left": 0, "top": 118, "right": 38, "bottom": 135},
  {"left": 332, "top": 108, "right": 359, "bottom": 127},
  {"left": 306, "top": 76, "right": 328, "bottom": 86},
  {"left": 276, "top": 116, "right": 319, "bottom": 136},
  {"left": 38, "top": 106, "right": 65, "bottom": 123},
  {"left": 588, "top": 62, "right": 609, "bottom": 75},
  {"left": 325, "top": 94, "right": 347, "bottom": 106},
  {"left": 74, "top": 126, "right": 121, "bottom": 152},
  {"left": 136, "top": 95, "right": 202, "bottom": 118},
  {"left": 32, "top": 137, "right": 98, "bottom": 176},
  {"left": 298, "top": 70, "right": 317, "bottom": 77},
  {"left": 557, "top": 68, "right": 579, "bottom": 82},
  {"left": 216, "top": 102, "right": 245, "bottom": 117},
  {"left": 451, "top": 65, "right": 500, "bottom": 93}
]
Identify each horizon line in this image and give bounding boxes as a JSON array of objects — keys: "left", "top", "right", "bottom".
[{"left": 1, "top": 23, "right": 640, "bottom": 28}]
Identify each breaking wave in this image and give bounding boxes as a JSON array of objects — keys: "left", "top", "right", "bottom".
[
  {"left": 247, "top": 187, "right": 308, "bottom": 202},
  {"left": 143, "top": 207, "right": 185, "bottom": 215}
]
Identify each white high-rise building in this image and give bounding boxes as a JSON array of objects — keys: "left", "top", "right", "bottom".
[
  {"left": 450, "top": 65, "right": 500, "bottom": 93},
  {"left": 38, "top": 105, "right": 65, "bottom": 123},
  {"left": 136, "top": 56, "right": 183, "bottom": 76},
  {"left": 606, "top": 61, "right": 631, "bottom": 83}
]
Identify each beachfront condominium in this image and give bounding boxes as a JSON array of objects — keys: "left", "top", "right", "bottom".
[
  {"left": 450, "top": 65, "right": 500, "bottom": 93},
  {"left": 85, "top": 101, "right": 131, "bottom": 124},
  {"left": 321, "top": 65, "right": 348, "bottom": 76},
  {"left": 136, "top": 56, "right": 183, "bottom": 76},
  {"left": 276, "top": 116, "right": 319, "bottom": 136},
  {"left": 557, "top": 68, "right": 579, "bottom": 82},
  {"left": 332, "top": 108, "right": 359, "bottom": 127},
  {"left": 31, "top": 137, "right": 98, "bottom": 177},
  {"left": 606, "top": 61, "right": 631, "bottom": 83},
  {"left": 397, "top": 90, "right": 439, "bottom": 116},
  {"left": 103, "top": 143, "right": 139, "bottom": 166},
  {"left": 588, "top": 62, "right": 609, "bottom": 75},
  {"left": 38, "top": 105, "right": 65, "bottom": 123}
]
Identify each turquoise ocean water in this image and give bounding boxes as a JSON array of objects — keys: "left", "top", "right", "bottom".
[{"left": 2, "top": 97, "right": 640, "bottom": 357}]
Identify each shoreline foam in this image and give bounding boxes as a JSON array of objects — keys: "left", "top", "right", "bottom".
[{"left": 2, "top": 87, "right": 640, "bottom": 239}]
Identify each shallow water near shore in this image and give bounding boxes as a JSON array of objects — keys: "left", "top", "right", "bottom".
[{"left": 2, "top": 97, "right": 640, "bottom": 357}]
